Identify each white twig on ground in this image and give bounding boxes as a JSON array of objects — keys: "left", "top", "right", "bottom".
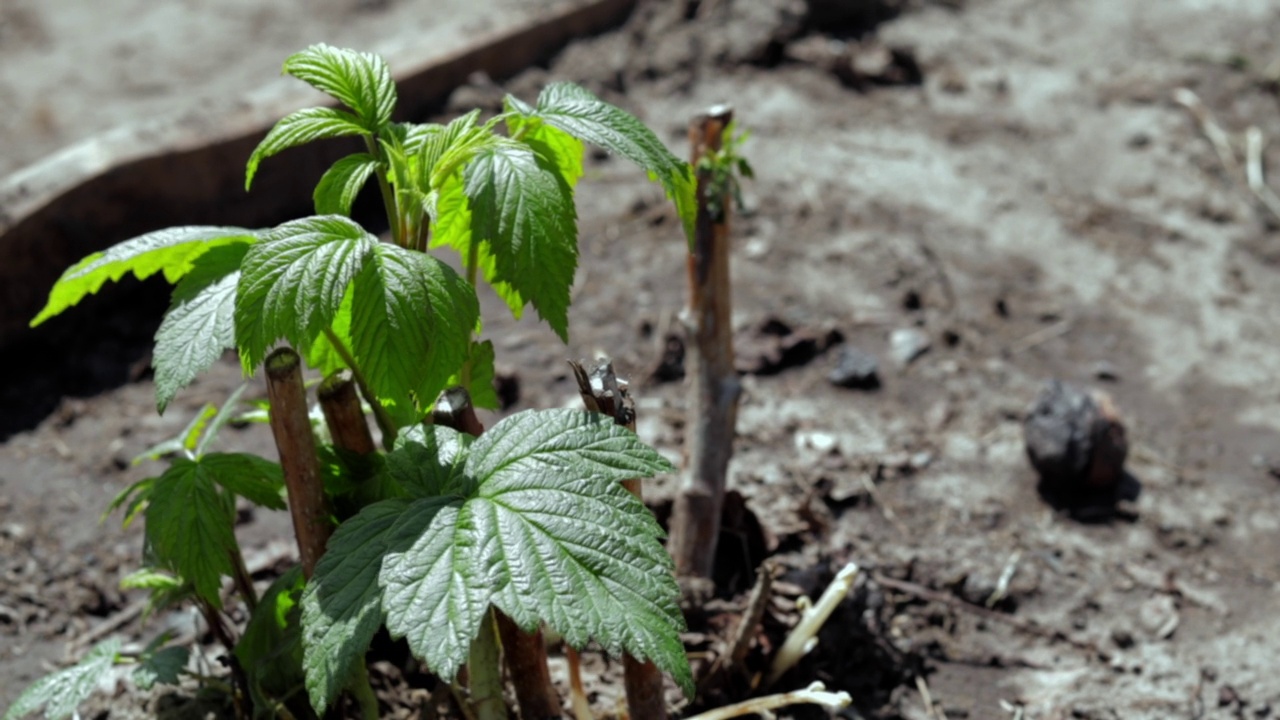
[
  {"left": 683, "top": 682, "right": 852, "bottom": 720},
  {"left": 765, "top": 563, "right": 859, "bottom": 687},
  {"left": 1173, "top": 87, "right": 1280, "bottom": 222},
  {"left": 1245, "top": 126, "right": 1280, "bottom": 220},
  {"left": 986, "top": 550, "right": 1022, "bottom": 608}
]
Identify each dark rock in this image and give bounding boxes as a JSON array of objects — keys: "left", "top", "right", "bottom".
[
  {"left": 1023, "top": 380, "right": 1132, "bottom": 505},
  {"left": 737, "top": 316, "right": 843, "bottom": 375},
  {"left": 828, "top": 346, "right": 880, "bottom": 389},
  {"left": 805, "top": 0, "right": 904, "bottom": 36},
  {"left": 832, "top": 42, "right": 924, "bottom": 89}
]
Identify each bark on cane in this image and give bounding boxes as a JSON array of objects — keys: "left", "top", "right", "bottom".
[
  {"left": 433, "top": 387, "right": 561, "bottom": 720},
  {"left": 669, "top": 106, "right": 742, "bottom": 581},
  {"left": 265, "top": 348, "right": 332, "bottom": 578},
  {"left": 570, "top": 359, "right": 668, "bottom": 720},
  {"left": 318, "top": 369, "right": 376, "bottom": 456}
]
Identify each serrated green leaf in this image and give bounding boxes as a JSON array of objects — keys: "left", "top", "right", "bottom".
[
  {"left": 386, "top": 425, "right": 473, "bottom": 498},
  {"left": 283, "top": 44, "right": 396, "bottom": 131},
  {"left": 447, "top": 339, "right": 499, "bottom": 410},
  {"left": 314, "top": 152, "right": 380, "bottom": 216},
  {"left": 302, "top": 289, "right": 354, "bottom": 376},
  {"left": 429, "top": 177, "right": 525, "bottom": 320},
  {"left": 132, "top": 404, "right": 217, "bottom": 465},
  {"left": 195, "top": 383, "right": 250, "bottom": 457},
  {"left": 464, "top": 142, "right": 578, "bottom": 340},
  {"left": 237, "top": 567, "right": 306, "bottom": 713},
  {"left": 516, "top": 82, "right": 695, "bottom": 244},
  {"left": 199, "top": 453, "right": 286, "bottom": 510},
  {"left": 374, "top": 409, "right": 689, "bottom": 694},
  {"left": 145, "top": 458, "right": 238, "bottom": 607},
  {"left": 348, "top": 243, "right": 476, "bottom": 410},
  {"left": 235, "top": 216, "right": 375, "bottom": 373},
  {"left": 379, "top": 497, "right": 483, "bottom": 683},
  {"left": 154, "top": 243, "right": 249, "bottom": 413},
  {"left": 507, "top": 114, "right": 584, "bottom": 189},
  {"left": 302, "top": 499, "right": 410, "bottom": 715},
  {"left": 31, "top": 227, "right": 256, "bottom": 327},
  {"left": 418, "top": 110, "right": 485, "bottom": 188},
  {"left": 3, "top": 638, "right": 120, "bottom": 720},
  {"left": 133, "top": 645, "right": 188, "bottom": 690},
  {"left": 119, "top": 568, "right": 182, "bottom": 591},
  {"left": 104, "top": 477, "right": 155, "bottom": 529},
  {"left": 245, "top": 107, "right": 368, "bottom": 191}
]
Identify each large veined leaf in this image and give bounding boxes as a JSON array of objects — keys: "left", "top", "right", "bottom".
[
  {"left": 464, "top": 142, "right": 578, "bottom": 340},
  {"left": 506, "top": 111, "right": 585, "bottom": 190},
  {"left": 235, "top": 216, "right": 375, "bottom": 372},
  {"left": 417, "top": 110, "right": 485, "bottom": 189},
  {"left": 429, "top": 177, "right": 525, "bottom": 320},
  {"left": 198, "top": 452, "right": 286, "bottom": 510},
  {"left": 2, "top": 638, "right": 121, "bottom": 720},
  {"left": 30, "top": 227, "right": 256, "bottom": 327},
  {"left": 510, "top": 82, "right": 696, "bottom": 244},
  {"left": 245, "top": 107, "right": 368, "bottom": 191},
  {"left": 313, "top": 152, "right": 380, "bottom": 216},
  {"left": 153, "top": 243, "right": 248, "bottom": 413},
  {"left": 283, "top": 44, "right": 397, "bottom": 131},
  {"left": 300, "top": 409, "right": 690, "bottom": 696},
  {"left": 145, "top": 457, "right": 239, "bottom": 606},
  {"left": 301, "top": 499, "right": 410, "bottom": 715},
  {"left": 350, "top": 243, "right": 478, "bottom": 409}
]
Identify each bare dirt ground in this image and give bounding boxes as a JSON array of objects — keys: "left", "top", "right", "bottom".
[{"left": 3, "top": 0, "right": 1280, "bottom": 718}]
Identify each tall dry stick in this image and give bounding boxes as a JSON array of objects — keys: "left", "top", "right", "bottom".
[
  {"left": 669, "top": 105, "right": 742, "bottom": 580},
  {"left": 570, "top": 359, "right": 668, "bottom": 720},
  {"left": 265, "top": 348, "right": 333, "bottom": 578},
  {"left": 432, "top": 387, "right": 559, "bottom": 720}
]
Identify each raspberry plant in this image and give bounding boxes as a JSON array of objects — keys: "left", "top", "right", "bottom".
[{"left": 13, "top": 44, "right": 697, "bottom": 720}]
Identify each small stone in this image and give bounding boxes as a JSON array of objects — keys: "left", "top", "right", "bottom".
[
  {"left": 889, "top": 327, "right": 931, "bottom": 366},
  {"left": 1092, "top": 360, "right": 1119, "bottom": 382},
  {"left": 1024, "top": 380, "right": 1130, "bottom": 510},
  {"left": 828, "top": 346, "right": 880, "bottom": 389}
]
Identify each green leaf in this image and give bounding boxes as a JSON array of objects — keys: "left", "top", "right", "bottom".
[
  {"left": 375, "top": 410, "right": 689, "bottom": 693},
  {"left": 448, "top": 339, "right": 499, "bottom": 410},
  {"left": 349, "top": 244, "right": 477, "bottom": 408},
  {"left": 419, "top": 110, "right": 486, "bottom": 188},
  {"left": 133, "top": 643, "right": 188, "bottom": 690},
  {"left": 429, "top": 177, "right": 525, "bottom": 320},
  {"left": 314, "top": 152, "right": 380, "bottom": 216},
  {"left": 3, "top": 638, "right": 120, "bottom": 720},
  {"left": 31, "top": 227, "right": 256, "bottom": 327},
  {"left": 104, "top": 477, "right": 154, "bottom": 529},
  {"left": 145, "top": 458, "right": 238, "bottom": 606},
  {"left": 302, "top": 290, "right": 354, "bottom": 376},
  {"left": 516, "top": 82, "right": 695, "bottom": 243},
  {"left": 195, "top": 383, "right": 250, "bottom": 457},
  {"left": 507, "top": 112, "right": 584, "bottom": 189},
  {"left": 386, "top": 425, "right": 473, "bottom": 498},
  {"left": 153, "top": 243, "right": 249, "bottom": 413},
  {"left": 199, "top": 453, "right": 286, "bottom": 510},
  {"left": 236, "top": 567, "right": 306, "bottom": 713},
  {"left": 464, "top": 142, "right": 578, "bottom": 340},
  {"left": 283, "top": 44, "right": 397, "bottom": 130},
  {"left": 379, "top": 496, "right": 482, "bottom": 683},
  {"left": 132, "top": 404, "right": 217, "bottom": 464},
  {"left": 236, "top": 216, "right": 375, "bottom": 372},
  {"left": 119, "top": 568, "right": 182, "bottom": 592},
  {"left": 301, "top": 500, "right": 410, "bottom": 715},
  {"left": 245, "top": 107, "right": 368, "bottom": 191}
]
